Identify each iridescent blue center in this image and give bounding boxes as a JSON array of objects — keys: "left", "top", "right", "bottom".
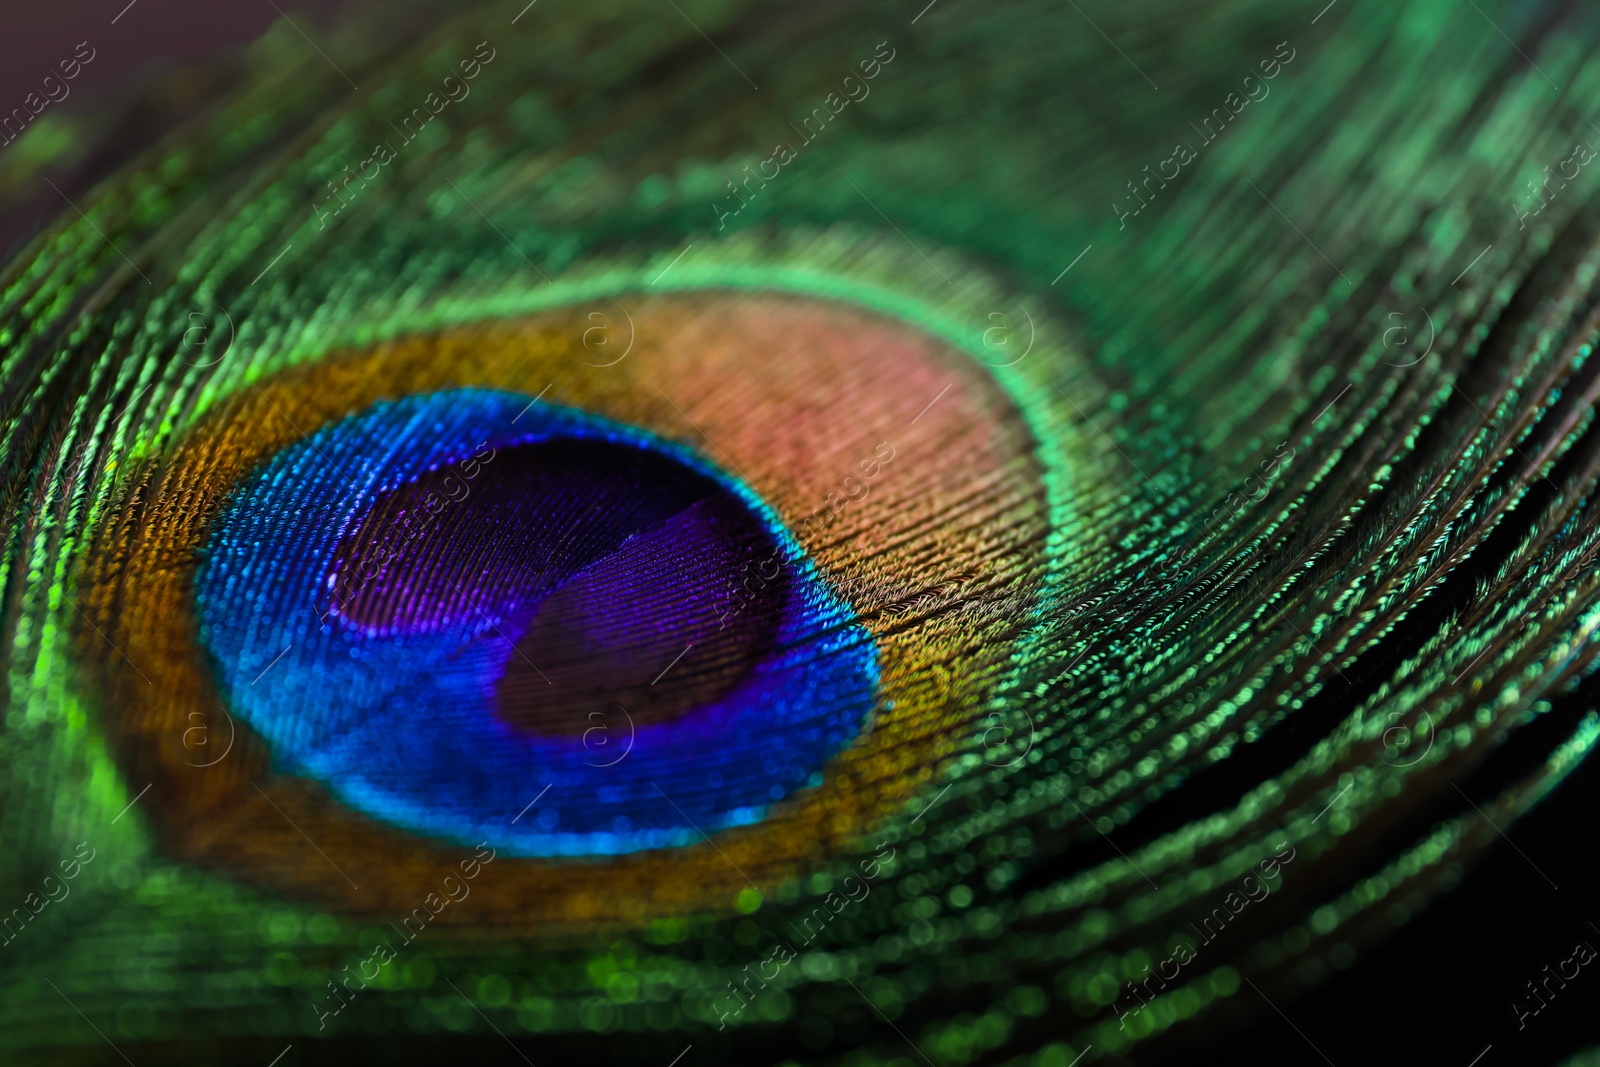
[{"left": 197, "top": 389, "right": 877, "bottom": 856}]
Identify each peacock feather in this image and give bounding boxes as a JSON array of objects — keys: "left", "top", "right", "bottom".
[{"left": 3, "top": 0, "right": 1600, "bottom": 1063}]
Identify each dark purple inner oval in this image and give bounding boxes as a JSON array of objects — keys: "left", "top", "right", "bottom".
[{"left": 326, "top": 438, "right": 789, "bottom": 737}]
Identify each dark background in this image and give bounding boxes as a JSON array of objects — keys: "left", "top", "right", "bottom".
[{"left": 0, "top": 0, "right": 356, "bottom": 255}]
